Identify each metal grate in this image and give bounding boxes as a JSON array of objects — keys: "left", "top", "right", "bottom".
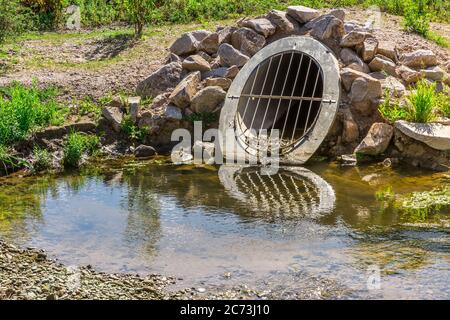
[{"left": 232, "top": 51, "right": 326, "bottom": 155}]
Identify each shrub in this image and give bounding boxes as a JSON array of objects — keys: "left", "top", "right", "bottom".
[
  {"left": 403, "top": 0, "right": 430, "bottom": 36},
  {"left": 121, "top": 114, "right": 148, "bottom": 142},
  {"left": 0, "top": 81, "right": 67, "bottom": 146},
  {"left": 63, "top": 131, "right": 100, "bottom": 168},
  {"left": 405, "top": 80, "right": 437, "bottom": 123},
  {"left": 32, "top": 146, "right": 52, "bottom": 172},
  {"left": 122, "top": 0, "right": 155, "bottom": 38},
  {"left": 0, "top": 0, "right": 31, "bottom": 43}
]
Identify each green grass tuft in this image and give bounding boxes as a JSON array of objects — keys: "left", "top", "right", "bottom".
[
  {"left": 405, "top": 80, "right": 438, "bottom": 123},
  {"left": 63, "top": 131, "right": 101, "bottom": 168}
]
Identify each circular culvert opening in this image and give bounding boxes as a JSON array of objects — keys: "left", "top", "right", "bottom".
[{"left": 220, "top": 37, "right": 340, "bottom": 164}]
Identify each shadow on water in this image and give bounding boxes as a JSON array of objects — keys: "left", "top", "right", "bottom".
[{"left": 0, "top": 159, "right": 449, "bottom": 298}]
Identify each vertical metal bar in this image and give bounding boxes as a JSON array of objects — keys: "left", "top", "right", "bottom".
[
  {"left": 248, "top": 57, "right": 273, "bottom": 133},
  {"left": 280, "top": 54, "right": 306, "bottom": 142},
  {"left": 290, "top": 58, "right": 314, "bottom": 143},
  {"left": 270, "top": 52, "right": 294, "bottom": 140},
  {"left": 302, "top": 66, "right": 321, "bottom": 135},
  {"left": 240, "top": 65, "right": 261, "bottom": 128},
  {"left": 260, "top": 54, "right": 283, "bottom": 131}
]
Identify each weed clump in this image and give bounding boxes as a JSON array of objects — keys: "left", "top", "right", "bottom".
[{"left": 63, "top": 131, "right": 100, "bottom": 168}]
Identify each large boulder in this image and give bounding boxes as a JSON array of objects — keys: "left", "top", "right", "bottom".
[
  {"left": 266, "top": 10, "right": 297, "bottom": 33},
  {"left": 205, "top": 77, "right": 232, "bottom": 90},
  {"left": 135, "top": 145, "right": 156, "bottom": 158},
  {"left": 397, "top": 65, "right": 422, "bottom": 84},
  {"left": 136, "top": 62, "right": 183, "bottom": 98},
  {"left": 190, "top": 86, "right": 227, "bottom": 113},
  {"left": 309, "top": 14, "right": 344, "bottom": 49},
  {"left": 198, "top": 33, "right": 219, "bottom": 54},
  {"left": 340, "top": 48, "right": 370, "bottom": 73},
  {"left": 182, "top": 54, "right": 211, "bottom": 72},
  {"left": 169, "top": 33, "right": 198, "bottom": 56},
  {"left": 342, "top": 108, "right": 360, "bottom": 143},
  {"left": 218, "top": 43, "right": 249, "bottom": 67},
  {"left": 368, "top": 54, "right": 397, "bottom": 76},
  {"left": 169, "top": 71, "right": 201, "bottom": 108},
  {"left": 377, "top": 41, "right": 397, "bottom": 62},
  {"left": 102, "top": 105, "right": 123, "bottom": 132},
  {"left": 217, "top": 26, "right": 237, "bottom": 45},
  {"left": 231, "top": 27, "right": 266, "bottom": 57},
  {"left": 401, "top": 49, "right": 438, "bottom": 68},
  {"left": 287, "top": 6, "right": 319, "bottom": 23},
  {"left": 340, "top": 67, "right": 376, "bottom": 91},
  {"left": 354, "top": 123, "right": 394, "bottom": 155},
  {"left": 421, "top": 66, "right": 445, "bottom": 81},
  {"left": 361, "top": 37, "right": 378, "bottom": 62},
  {"left": 241, "top": 18, "right": 276, "bottom": 37},
  {"left": 381, "top": 76, "right": 406, "bottom": 98},
  {"left": 395, "top": 120, "right": 450, "bottom": 151},
  {"left": 349, "top": 76, "right": 382, "bottom": 115},
  {"left": 340, "top": 31, "right": 366, "bottom": 47}
]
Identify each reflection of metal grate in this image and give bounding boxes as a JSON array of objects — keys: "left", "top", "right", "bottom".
[
  {"left": 218, "top": 165, "right": 336, "bottom": 219},
  {"left": 232, "top": 51, "right": 327, "bottom": 155}
]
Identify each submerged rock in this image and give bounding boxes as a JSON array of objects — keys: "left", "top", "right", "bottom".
[{"left": 135, "top": 145, "right": 156, "bottom": 158}]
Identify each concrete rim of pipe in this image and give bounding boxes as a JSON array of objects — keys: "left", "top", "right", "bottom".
[{"left": 219, "top": 36, "right": 340, "bottom": 164}]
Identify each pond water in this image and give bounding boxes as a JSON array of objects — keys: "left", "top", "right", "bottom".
[{"left": 0, "top": 159, "right": 449, "bottom": 299}]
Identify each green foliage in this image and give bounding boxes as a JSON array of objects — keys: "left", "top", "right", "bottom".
[
  {"left": 0, "top": 0, "right": 31, "bottom": 43},
  {"left": 121, "top": 114, "right": 148, "bottom": 142},
  {"left": 0, "top": 81, "right": 67, "bottom": 146},
  {"left": 63, "top": 131, "right": 100, "bottom": 168},
  {"left": 378, "top": 90, "right": 408, "bottom": 122},
  {"left": 405, "top": 80, "right": 437, "bottom": 123},
  {"left": 400, "top": 186, "right": 450, "bottom": 221},
  {"left": 77, "top": 97, "right": 102, "bottom": 119},
  {"left": 437, "top": 87, "right": 450, "bottom": 117},
  {"left": 122, "top": 0, "right": 155, "bottom": 38},
  {"left": 183, "top": 112, "right": 217, "bottom": 124},
  {"left": 32, "top": 146, "right": 52, "bottom": 172},
  {"left": 375, "top": 185, "right": 394, "bottom": 201},
  {"left": 403, "top": 0, "right": 430, "bottom": 36},
  {"left": 0, "top": 144, "right": 29, "bottom": 175}
]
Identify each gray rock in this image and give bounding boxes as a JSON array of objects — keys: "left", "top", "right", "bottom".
[
  {"left": 169, "top": 71, "right": 201, "bottom": 108},
  {"left": 362, "top": 37, "right": 378, "bottom": 62},
  {"left": 397, "top": 65, "right": 422, "bottom": 84},
  {"left": 102, "top": 105, "right": 123, "bottom": 132},
  {"left": 349, "top": 76, "right": 382, "bottom": 115},
  {"left": 340, "top": 30, "right": 366, "bottom": 47},
  {"left": 381, "top": 76, "right": 406, "bottom": 98},
  {"left": 340, "top": 48, "right": 370, "bottom": 73},
  {"left": 182, "top": 54, "right": 211, "bottom": 72},
  {"left": 169, "top": 33, "right": 198, "bottom": 56},
  {"left": 401, "top": 49, "right": 437, "bottom": 68},
  {"left": 395, "top": 120, "right": 450, "bottom": 151},
  {"left": 190, "top": 86, "right": 227, "bottom": 113},
  {"left": 421, "top": 66, "right": 445, "bottom": 81},
  {"left": 340, "top": 67, "right": 377, "bottom": 91},
  {"left": 329, "top": 9, "right": 345, "bottom": 21},
  {"left": 309, "top": 14, "right": 344, "bottom": 47},
  {"left": 205, "top": 77, "right": 232, "bottom": 90},
  {"left": 231, "top": 27, "right": 266, "bottom": 57},
  {"left": 164, "top": 105, "right": 183, "bottom": 120},
  {"left": 198, "top": 33, "right": 219, "bottom": 54},
  {"left": 165, "top": 53, "right": 181, "bottom": 64},
  {"left": 218, "top": 43, "right": 249, "bottom": 67},
  {"left": 217, "top": 26, "right": 237, "bottom": 45},
  {"left": 266, "top": 10, "right": 296, "bottom": 32},
  {"left": 355, "top": 123, "right": 394, "bottom": 155},
  {"left": 342, "top": 109, "right": 359, "bottom": 143},
  {"left": 368, "top": 54, "right": 397, "bottom": 76},
  {"left": 136, "top": 62, "right": 183, "bottom": 98},
  {"left": 202, "top": 66, "right": 239, "bottom": 80},
  {"left": 241, "top": 18, "right": 276, "bottom": 37},
  {"left": 287, "top": 5, "right": 320, "bottom": 23},
  {"left": 135, "top": 145, "right": 156, "bottom": 158},
  {"left": 127, "top": 96, "right": 141, "bottom": 123},
  {"left": 377, "top": 41, "right": 397, "bottom": 62}
]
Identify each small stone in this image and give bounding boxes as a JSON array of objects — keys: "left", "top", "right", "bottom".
[
  {"left": 135, "top": 145, "right": 156, "bottom": 158},
  {"left": 354, "top": 123, "right": 394, "bottom": 155},
  {"left": 421, "top": 66, "right": 445, "bottom": 81},
  {"left": 190, "top": 86, "right": 226, "bottom": 113},
  {"left": 340, "top": 67, "right": 377, "bottom": 91},
  {"left": 401, "top": 49, "right": 438, "bottom": 68},
  {"left": 340, "top": 31, "right": 366, "bottom": 47},
  {"left": 342, "top": 109, "right": 359, "bottom": 143},
  {"left": 182, "top": 54, "right": 211, "bottom": 72},
  {"left": 197, "top": 288, "right": 206, "bottom": 293},
  {"left": 287, "top": 5, "right": 320, "bottom": 23},
  {"left": 368, "top": 54, "right": 397, "bottom": 76},
  {"left": 127, "top": 96, "right": 141, "bottom": 123},
  {"left": 241, "top": 18, "right": 276, "bottom": 37},
  {"left": 218, "top": 43, "right": 249, "bottom": 67},
  {"left": 202, "top": 66, "right": 239, "bottom": 80},
  {"left": 165, "top": 53, "right": 181, "bottom": 64}
]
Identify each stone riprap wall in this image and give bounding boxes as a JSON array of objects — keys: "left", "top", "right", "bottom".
[{"left": 101, "top": 5, "right": 450, "bottom": 170}]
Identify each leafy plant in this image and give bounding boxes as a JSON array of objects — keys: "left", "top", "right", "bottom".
[
  {"left": 77, "top": 97, "right": 102, "bottom": 120},
  {"left": 32, "top": 146, "right": 52, "bottom": 172},
  {"left": 405, "top": 80, "right": 437, "bottom": 123},
  {"left": 121, "top": 114, "right": 148, "bottom": 142},
  {"left": 183, "top": 112, "right": 217, "bottom": 124},
  {"left": 63, "top": 131, "right": 100, "bottom": 168},
  {"left": 378, "top": 89, "right": 408, "bottom": 122},
  {"left": 0, "top": 0, "right": 31, "bottom": 43},
  {"left": 403, "top": 0, "right": 430, "bottom": 36},
  {"left": 0, "top": 81, "right": 67, "bottom": 146},
  {"left": 122, "top": 0, "right": 155, "bottom": 38},
  {"left": 0, "top": 144, "right": 29, "bottom": 175}
]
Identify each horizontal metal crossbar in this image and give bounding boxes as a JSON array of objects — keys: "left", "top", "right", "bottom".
[{"left": 229, "top": 94, "right": 335, "bottom": 103}]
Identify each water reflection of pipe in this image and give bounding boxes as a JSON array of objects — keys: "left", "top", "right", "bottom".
[{"left": 218, "top": 165, "right": 336, "bottom": 218}]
